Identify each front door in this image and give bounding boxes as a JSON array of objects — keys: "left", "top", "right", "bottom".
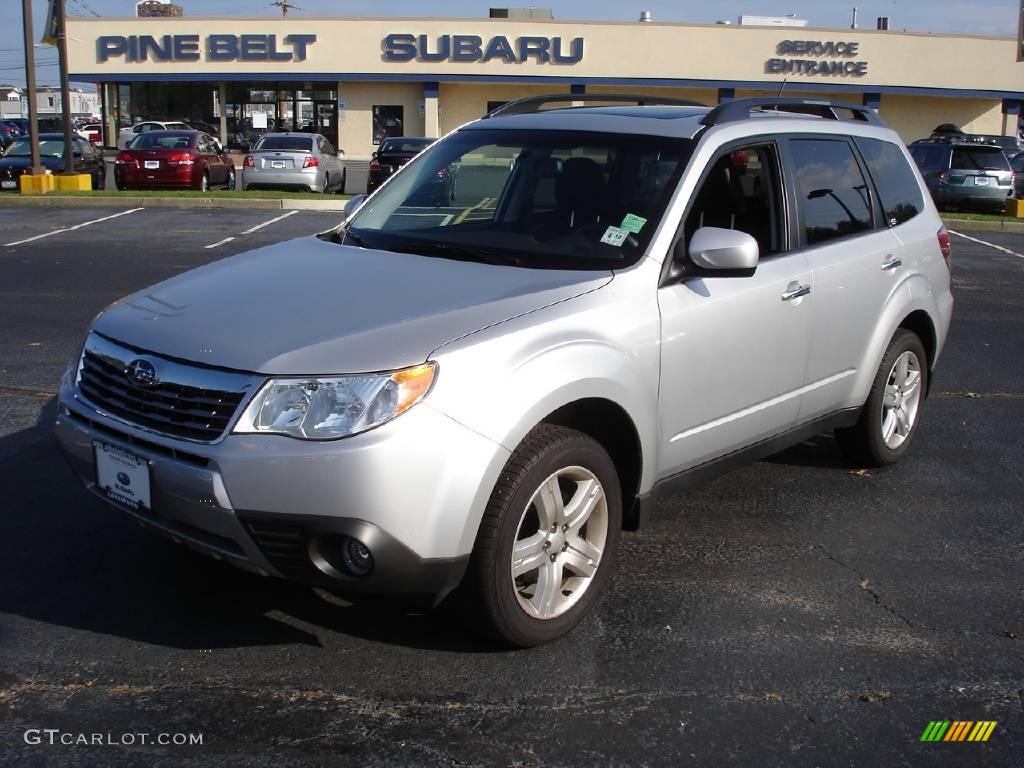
[
  {"left": 314, "top": 101, "right": 337, "bottom": 145},
  {"left": 657, "top": 141, "right": 813, "bottom": 476}
]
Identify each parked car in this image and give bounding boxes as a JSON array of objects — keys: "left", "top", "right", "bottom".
[
  {"left": 0, "top": 132, "right": 105, "bottom": 191},
  {"left": 240, "top": 132, "right": 345, "bottom": 193},
  {"left": 114, "top": 130, "right": 234, "bottom": 191},
  {"left": 55, "top": 95, "right": 953, "bottom": 647},
  {"left": 1, "top": 120, "right": 21, "bottom": 147},
  {"left": 909, "top": 139, "right": 1013, "bottom": 212},
  {"left": 81, "top": 123, "right": 104, "bottom": 145},
  {"left": 366, "top": 136, "right": 436, "bottom": 194},
  {"left": 1010, "top": 152, "right": 1024, "bottom": 198},
  {"left": 117, "top": 120, "right": 193, "bottom": 150}
]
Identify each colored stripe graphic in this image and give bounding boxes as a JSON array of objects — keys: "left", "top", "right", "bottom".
[
  {"left": 922, "top": 720, "right": 997, "bottom": 742},
  {"left": 921, "top": 721, "right": 950, "bottom": 741}
]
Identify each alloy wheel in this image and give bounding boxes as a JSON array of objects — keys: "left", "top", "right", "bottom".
[{"left": 881, "top": 350, "right": 922, "bottom": 449}]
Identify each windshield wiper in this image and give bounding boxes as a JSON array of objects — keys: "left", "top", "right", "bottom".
[{"left": 387, "top": 241, "right": 523, "bottom": 267}]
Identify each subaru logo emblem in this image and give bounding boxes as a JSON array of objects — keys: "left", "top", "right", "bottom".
[
  {"left": 116, "top": 472, "right": 131, "bottom": 486},
  {"left": 125, "top": 358, "right": 158, "bottom": 388}
]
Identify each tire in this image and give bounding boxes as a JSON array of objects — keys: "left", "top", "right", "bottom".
[
  {"left": 337, "top": 168, "right": 346, "bottom": 195},
  {"left": 95, "top": 170, "right": 105, "bottom": 191},
  {"left": 835, "top": 329, "right": 928, "bottom": 467},
  {"left": 226, "top": 167, "right": 236, "bottom": 191},
  {"left": 319, "top": 173, "right": 329, "bottom": 194},
  {"left": 199, "top": 172, "right": 209, "bottom": 192},
  {"left": 456, "top": 424, "right": 622, "bottom": 647}
]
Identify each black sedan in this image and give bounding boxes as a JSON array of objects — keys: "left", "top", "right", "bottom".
[
  {"left": 1011, "top": 152, "right": 1024, "bottom": 199},
  {"left": 366, "top": 136, "right": 436, "bottom": 194},
  {"left": 0, "top": 133, "right": 106, "bottom": 191}
]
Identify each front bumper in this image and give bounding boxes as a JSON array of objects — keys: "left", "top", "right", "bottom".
[{"left": 55, "top": 379, "right": 508, "bottom": 601}]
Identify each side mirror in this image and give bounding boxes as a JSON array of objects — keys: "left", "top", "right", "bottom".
[
  {"left": 343, "top": 194, "right": 367, "bottom": 220},
  {"left": 685, "top": 227, "right": 759, "bottom": 273}
]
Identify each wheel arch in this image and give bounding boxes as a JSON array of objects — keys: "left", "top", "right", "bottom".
[{"left": 541, "top": 398, "right": 645, "bottom": 531}]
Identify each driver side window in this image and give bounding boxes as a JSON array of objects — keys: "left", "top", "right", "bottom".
[{"left": 684, "top": 143, "right": 783, "bottom": 258}]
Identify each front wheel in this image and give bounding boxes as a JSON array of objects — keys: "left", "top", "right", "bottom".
[
  {"left": 836, "top": 329, "right": 928, "bottom": 467},
  {"left": 457, "top": 424, "right": 622, "bottom": 647}
]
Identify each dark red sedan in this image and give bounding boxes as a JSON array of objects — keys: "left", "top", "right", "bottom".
[{"left": 114, "top": 130, "right": 235, "bottom": 191}]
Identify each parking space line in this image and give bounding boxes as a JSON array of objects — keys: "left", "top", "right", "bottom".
[
  {"left": 239, "top": 210, "right": 299, "bottom": 235},
  {"left": 3, "top": 208, "right": 144, "bottom": 247},
  {"left": 205, "top": 236, "right": 236, "bottom": 250},
  {"left": 948, "top": 230, "right": 1024, "bottom": 259}
]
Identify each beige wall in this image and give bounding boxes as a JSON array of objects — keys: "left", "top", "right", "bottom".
[
  {"left": 67, "top": 17, "right": 1024, "bottom": 93},
  {"left": 878, "top": 95, "right": 1004, "bottom": 143},
  {"left": 338, "top": 82, "right": 424, "bottom": 156},
  {"left": 439, "top": 82, "right": 564, "bottom": 134}
]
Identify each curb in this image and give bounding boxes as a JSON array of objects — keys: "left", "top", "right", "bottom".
[
  {"left": 0, "top": 195, "right": 349, "bottom": 212},
  {"left": 941, "top": 217, "right": 1024, "bottom": 234}
]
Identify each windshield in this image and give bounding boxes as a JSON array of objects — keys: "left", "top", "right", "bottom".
[
  {"left": 4, "top": 137, "right": 66, "bottom": 157},
  {"left": 345, "top": 128, "right": 693, "bottom": 270},
  {"left": 255, "top": 136, "right": 314, "bottom": 152}
]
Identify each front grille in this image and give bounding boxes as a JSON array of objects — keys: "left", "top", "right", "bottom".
[{"left": 78, "top": 348, "right": 246, "bottom": 442}]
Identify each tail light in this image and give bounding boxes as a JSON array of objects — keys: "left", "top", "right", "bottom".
[
  {"left": 436, "top": 167, "right": 450, "bottom": 179},
  {"left": 302, "top": 155, "right": 319, "bottom": 168},
  {"left": 369, "top": 160, "right": 381, "bottom": 171},
  {"left": 243, "top": 155, "right": 254, "bottom": 168},
  {"left": 166, "top": 152, "right": 194, "bottom": 167},
  {"left": 937, "top": 225, "right": 951, "bottom": 269},
  {"left": 114, "top": 151, "right": 137, "bottom": 166}
]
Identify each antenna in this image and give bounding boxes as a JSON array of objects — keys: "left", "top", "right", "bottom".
[
  {"left": 271, "top": 0, "right": 300, "bottom": 15},
  {"left": 777, "top": 78, "right": 788, "bottom": 97}
]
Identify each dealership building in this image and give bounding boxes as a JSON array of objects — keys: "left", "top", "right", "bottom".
[{"left": 66, "top": 14, "right": 1023, "bottom": 156}]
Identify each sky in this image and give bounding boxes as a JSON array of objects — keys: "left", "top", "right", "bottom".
[{"left": 0, "top": 0, "right": 1017, "bottom": 89}]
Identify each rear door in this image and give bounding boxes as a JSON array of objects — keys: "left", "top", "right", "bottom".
[{"left": 782, "top": 136, "right": 905, "bottom": 421}]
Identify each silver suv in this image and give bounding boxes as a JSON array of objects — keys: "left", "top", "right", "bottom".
[{"left": 55, "top": 96, "right": 954, "bottom": 647}]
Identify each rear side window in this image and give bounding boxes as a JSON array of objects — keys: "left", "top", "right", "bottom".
[
  {"left": 854, "top": 138, "right": 924, "bottom": 227},
  {"left": 950, "top": 147, "right": 1010, "bottom": 171},
  {"left": 789, "top": 138, "right": 872, "bottom": 246},
  {"left": 910, "top": 145, "right": 946, "bottom": 170}
]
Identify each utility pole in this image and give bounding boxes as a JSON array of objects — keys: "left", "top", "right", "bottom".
[
  {"left": 20, "top": 0, "right": 43, "bottom": 176},
  {"left": 57, "top": 0, "right": 75, "bottom": 174},
  {"left": 271, "top": 0, "right": 299, "bottom": 16}
]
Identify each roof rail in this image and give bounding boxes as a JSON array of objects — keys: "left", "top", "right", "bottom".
[
  {"left": 485, "top": 93, "right": 708, "bottom": 118},
  {"left": 700, "top": 97, "right": 886, "bottom": 128}
]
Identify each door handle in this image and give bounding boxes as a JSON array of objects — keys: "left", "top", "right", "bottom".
[
  {"left": 881, "top": 256, "right": 903, "bottom": 271},
  {"left": 781, "top": 284, "right": 811, "bottom": 301}
]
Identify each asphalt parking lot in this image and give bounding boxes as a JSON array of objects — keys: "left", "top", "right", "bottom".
[{"left": 0, "top": 206, "right": 1021, "bottom": 767}]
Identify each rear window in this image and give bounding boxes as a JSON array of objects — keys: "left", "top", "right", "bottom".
[
  {"left": 131, "top": 132, "right": 194, "bottom": 149},
  {"left": 951, "top": 147, "right": 1010, "bottom": 171},
  {"left": 854, "top": 138, "right": 924, "bottom": 227},
  {"left": 379, "top": 139, "right": 432, "bottom": 153},
  {"left": 255, "top": 136, "right": 313, "bottom": 152}
]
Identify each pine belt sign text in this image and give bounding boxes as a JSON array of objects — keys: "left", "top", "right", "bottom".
[
  {"left": 96, "top": 34, "right": 318, "bottom": 63},
  {"left": 766, "top": 40, "right": 868, "bottom": 77}
]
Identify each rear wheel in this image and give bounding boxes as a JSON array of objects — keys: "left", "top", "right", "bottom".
[
  {"left": 226, "top": 167, "right": 236, "bottom": 191},
  {"left": 457, "top": 424, "right": 621, "bottom": 647},
  {"left": 337, "top": 168, "right": 346, "bottom": 195},
  {"left": 836, "top": 329, "right": 928, "bottom": 467},
  {"left": 199, "top": 172, "right": 209, "bottom": 192},
  {"left": 320, "top": 173, "right": 330, "bottom": 194}
]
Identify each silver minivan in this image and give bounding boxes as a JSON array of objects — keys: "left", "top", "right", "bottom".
[
  {"left": 240, "top": 132, "right": 346, "bottom": 193},
  {"left": 56, "top": 96, "right": 953, "bottom": 646}
]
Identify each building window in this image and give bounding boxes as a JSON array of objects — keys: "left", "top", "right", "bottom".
[
  {"left": 47, "top": 96, "right": 55, "bottom": 107},
  {"left": 372, "top": 105, "right": 403, "bottom": 145}
]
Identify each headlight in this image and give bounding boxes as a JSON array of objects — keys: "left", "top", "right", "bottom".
[{"left": 233, "top": 363, "right": 436, "bottom": 440}]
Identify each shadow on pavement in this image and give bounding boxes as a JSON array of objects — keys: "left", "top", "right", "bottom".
[{"left": 0, "top": 399, "right": 495, "bottom": 654}]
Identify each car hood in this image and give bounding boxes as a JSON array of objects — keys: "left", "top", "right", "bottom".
[{"left": 93, "top": 236, "right": 612, "bottom": 374}]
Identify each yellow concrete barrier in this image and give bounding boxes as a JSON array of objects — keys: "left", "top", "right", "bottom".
[
  {"left": 53, "top": 174, "right": 93, "bottom": 192},
  {"left": 18, "top": 172, "right": 55, "bottom": 195},
  {"left": 1004, "top": 198, "right": 1024, "bottom": 218}
]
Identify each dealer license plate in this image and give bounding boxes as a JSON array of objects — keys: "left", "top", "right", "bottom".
[
  {"left": 144, "top": 160, "right": 160, "bottom": 169},
  {"left": 1, "top": 180, "right": 16, "bottom": 189},
  {"left": 973, "top": 176, "right": 989, "bottom": 185},
  {"left": 94, "top": 441, "right": 151, "bottom": 510},
  {"left": 271, "top": 160, "right": 286, "bottom": 168}
]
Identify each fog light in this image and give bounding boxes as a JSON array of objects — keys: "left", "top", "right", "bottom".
[{"left": 342, "top": 538, "right": 373, "bottom": 576}]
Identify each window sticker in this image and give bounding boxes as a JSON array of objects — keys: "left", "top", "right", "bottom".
[
  {"left": 620, "top": 213, "right": 647, "bottom": 233},
  {"left": 600, "top": 226, "right": 629, "bottom": 247}
]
